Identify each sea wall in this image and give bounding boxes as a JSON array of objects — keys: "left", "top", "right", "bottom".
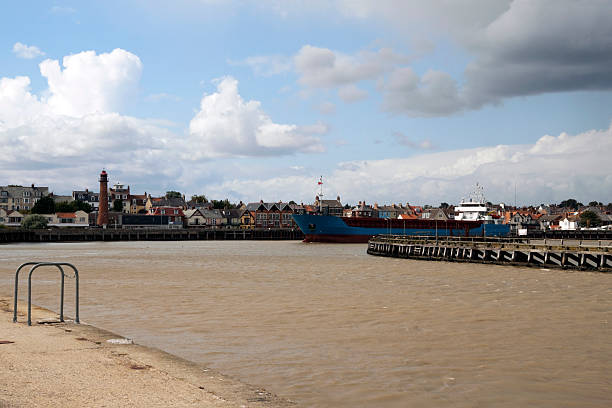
[{"left": 0, "top": 227, "right": 304, "bottom": 243}]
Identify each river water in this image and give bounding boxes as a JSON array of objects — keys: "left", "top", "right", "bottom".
[{"left": 1, "top": 241, "right": 610, "bottom": 407}]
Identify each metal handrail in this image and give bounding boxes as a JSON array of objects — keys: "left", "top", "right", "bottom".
[{"left": 13, "top": 262, "right": 80, "bottom": 326}]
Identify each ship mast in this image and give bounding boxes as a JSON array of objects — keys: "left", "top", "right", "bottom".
[{"left": 318, "top": 176, "right": 324, "bottom": 213}]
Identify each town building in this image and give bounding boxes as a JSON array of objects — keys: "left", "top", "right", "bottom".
[
  {"left": 0, "top": 184, "right": 49, "bottom": 212},
  {"left": 246, "top": 201, "right": 295, "bottom": 228},
  {"left": 110, "top": 182, "right": 131, "bottom": 212},
  {"left": 129, "top": 194, "right": 148, "bottom": 214},
  {"left": 72, "top": 189, "right": 105, "bottom": 211},
  {"left": 313, "top": 195, "right": 343, "bottom": 216},
  {"left": 149, "top": 206, "right": 185, "bottom": 226}
]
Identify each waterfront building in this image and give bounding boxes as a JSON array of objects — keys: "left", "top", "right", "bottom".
[
  {"left": 146, "top": 195, "right": 187, "bottom": 213},
  {"left": 129, "top": 193, "right": 148, "bottom": 214},
  {"left": 0, "top": 184, "right": 49, "bottom": 212},
  {"left": 110, "top": 182, "right": 131, "bottom": 213},
  {"left": 149, "top": 206, "right": 185, "bottom": 226},
  {"left": 34, "top": 211, "right": 89, "bottom": 227},
  {"left": 240, "top": 209, "right": 255, "bottom": 229},
  {"left": 246, "top": 201, "right": 295, "bottom": 228},
  {"left": 313, "top": 195, "right": 343, "bottom": 216},
  {"left": 375, "top": 204, "right": 404, "bottom": 219},
  {"left": 220, "top": 208, "right": 244, "bottom": 228},
  {"left": 72, "top": 189, "right": 105, "bottom": 211},
  {"left": 51, "top": 194, "right": 74, "bottom": 204},
  {"left": 351, "top": 201, "right": 374, "bottom": 218},
  {"left": 421, "top": 208, "right": 451, "bottom": 221},
  {"left": 183, "top": 209, "right": 206, "bottom": 227},
  {"left": 0, "top": 210, "right": 25, "bottom": 226}
]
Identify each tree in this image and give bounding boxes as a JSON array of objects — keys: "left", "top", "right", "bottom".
[
  {"left": 73, "top": 200, "right": 93, "bottom": 213},
  {"left": 112, "top": 199, "right": 123, "bottom": 212},
  {"left": 191, "top": 194, "right": 208, "bottom": 203},
  {"left": 54, "top": 201, "right": 93, "bottom": 213},
  {"left": 30, "top": 196, "right": 55, "bottom": 214},
  {"left": 211, "top": 199, "right": 237, "bottom": 209},
  {"left": 579, "top": 211, "right": 602, "bottom": 228},
  {"left": 559, "top": 199, "right": 583, "bottom": 210},
  {"left": 440, "top": 202, "right": 449, "bottom": 209},
  {"left": 55, "top": 202, "right": 75, "bottom": 212},
  {"left": 21, "top": 214, "right": 48, "bottom": 229},
  {"left": 588, "top": 201, "right": 603, "bottom": 207},
  {"left": 166, "top": 191, "right": 182, "bottom": 198}
]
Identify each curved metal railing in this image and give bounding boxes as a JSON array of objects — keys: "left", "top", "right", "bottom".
[{"left": 13, "top": 262, "right": 80, "bottom": 326}]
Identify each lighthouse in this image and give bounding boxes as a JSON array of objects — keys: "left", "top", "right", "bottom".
[{"left": 97, "top": 170, "right": 109, "bottom": 227}]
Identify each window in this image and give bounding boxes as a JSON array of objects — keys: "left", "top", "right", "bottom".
[
  {"left": 23, "top": 191, "right": 31, "bottom": 197},
  {"left": 24, "top": 198, "right": 30, "bottom": 203}
]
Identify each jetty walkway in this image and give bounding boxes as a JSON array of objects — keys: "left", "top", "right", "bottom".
[{"left": 367, "top": 235, "right": 612, "bottom": 272}]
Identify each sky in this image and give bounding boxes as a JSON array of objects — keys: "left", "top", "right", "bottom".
[{"left": 1, "top": 0, "right": 611, "bottom": 206}]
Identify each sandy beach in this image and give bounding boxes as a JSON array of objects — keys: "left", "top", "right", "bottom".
[{"left": 0, "top": 296, "right": 293, "bottom": 408}]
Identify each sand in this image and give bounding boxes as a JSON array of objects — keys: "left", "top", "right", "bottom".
[{"left": 0, "top": 297, "right": 294, "bottom": 408}]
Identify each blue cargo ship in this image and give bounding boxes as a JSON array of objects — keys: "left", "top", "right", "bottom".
[{"left": 292, "top": 214, "right": 510, "bottom": 243}]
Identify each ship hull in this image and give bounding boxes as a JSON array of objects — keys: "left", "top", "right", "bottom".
[{"left": 293, "top": 214, "right": 510, "bottom": 243}]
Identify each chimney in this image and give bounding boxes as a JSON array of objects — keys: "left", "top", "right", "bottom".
[{"left": 31, "top": 183, "right": 34, "bottom": 188}]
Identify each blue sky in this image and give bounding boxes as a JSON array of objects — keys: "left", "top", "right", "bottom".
[{"left": 1, "top": 1, "right": 612, "bottom": 206}]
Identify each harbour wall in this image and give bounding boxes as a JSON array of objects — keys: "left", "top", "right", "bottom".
[
  {"left": 0, "top": 227, "right": 304, "bottom": 244},
  {"left": 367, "top": 235, "right": 612, "bottom": 272}
]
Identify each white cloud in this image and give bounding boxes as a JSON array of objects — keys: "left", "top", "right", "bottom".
[
  {"left": 12, "top": 42, "right": 45, "bottom": 59},
  {"left": 338, "top": 84, "right": 368, "bottom": 102},
  {"left": 187, "top": 77, "right": 325, "bottom": 158},
  {"left": 294, "top": 45, "right": 410, "bottom": 88},
  {"left": 230, "top": 55, "right": 293, "bottom": 76},
  {"left": 40, "top": 49, "right": 142, "bottom": 117},
  {"left": 317, "top": 101, "right": 336, "bottom": 114},
  {"left": 248, "top": 1, "right": 612, "bottom": 117},
  {"left": 146, "top": 93, "right": 182, "bottom": 102},
  {"left": 203, "top": 123, "right": 612, "bottom": 205},
  {"left": 393, "top": 132, "right": 434, "bottom": 149},
  {"left": 381, "top": 68, "right": 463, "bottom": 117},
  {"left": 0, "top": 49, "right": 176, "bottom": 193}
]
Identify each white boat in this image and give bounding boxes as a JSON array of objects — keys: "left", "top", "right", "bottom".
[{"left": 455, "top": 183, "right": 494, "bottom": 222}]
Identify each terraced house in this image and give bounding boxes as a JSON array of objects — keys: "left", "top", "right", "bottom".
[
  {"left": 246, "top": 201, "right": 295, "bottom": 228},
  {"left": 0, "top": 184, "right": 49, "bottom": 212}
]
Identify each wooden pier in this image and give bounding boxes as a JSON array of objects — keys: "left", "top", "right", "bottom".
[
  {"left": 0, "top": 227, "right": 304, "bottom": 244},
  {"left": 367, "top": 235, "right": 612, "bottom": 272}
]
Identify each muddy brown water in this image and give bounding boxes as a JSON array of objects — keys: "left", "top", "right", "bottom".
[{"left": 1, "top": 241, "right": 610, "bottom": 407}]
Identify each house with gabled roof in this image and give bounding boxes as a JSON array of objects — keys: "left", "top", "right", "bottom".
[
  {"left": 183, "top": 209, "right": 206, "bottom": 227},
  {"left": 313, "top": 195, "right": 343, "bottom": 216},
  {"left": 246, "top": 201, "right": 295, "bottom": 228}
]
